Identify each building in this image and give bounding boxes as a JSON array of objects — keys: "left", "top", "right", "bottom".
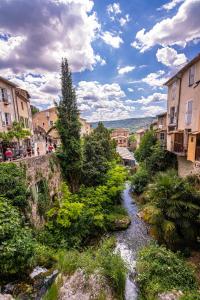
[
  {"left": 165, "top": 53, "right": 200, "bottom": 176},
  {"left": 0, "top": 76, "right": 33, "bottom": 133},
  {"left": 33, "top": 107, "right": 92, "bottom": 140},
  {"left": 135, "top": 128, "right": 146, "bottom": 149},
  {"left": 111, "top": 128, "right": 130, "bottom": 147},
  {"left": 156, "top": 112, "right": 167, "bottom": 148}
]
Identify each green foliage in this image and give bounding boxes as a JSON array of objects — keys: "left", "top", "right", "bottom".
[
  {"left": 131, "top": 165, "right": 150, "bottom": 194},
  {"left": 180, "top": 292, "right": 200, "bottom": 299},
  {"left": 56, "top": 238, "right": 127, "bottom": 299},
  {"left": 43, "top": 164, "right": 127, "bottom": 248},
  {"left": 134, "top": 130, "right": 157, "bottom": 162},
  {"left": 82, "top": 122, "right": 116, "bottom": 186},
  {"left": 0, "top": 163, "right": 28, "bottom": 209},
  {"left": 37, "top": 179, "right": 50, "bottom": 217},
  {"left": 0, "top": 199, "right": 35, "bottom": 277},
  {"left": 0, "top": 121, "right": 30, "bottom": 142},
  {"left": 56, "top": 58, "right": 82, "bottom": 192},
  {"left": 129, "top": 134, "right": 136, "bottom": 143},
  {"left": 137, "top": 244, "right": 198, "bottom": 300},
  {"left": 142, "top": 170, "right": 200, "bottom": 249},
  {"left": 31, "top": 105, "right": 40, "bottom": 116}
]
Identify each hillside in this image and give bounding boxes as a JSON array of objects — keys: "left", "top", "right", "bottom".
[{"left": 90, "top": 117, "right": 154, "bottom": 132}]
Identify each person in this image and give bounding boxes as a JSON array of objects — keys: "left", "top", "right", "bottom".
[
  {"left": 27, "top": 146, "right": 32, "bottom": 157},
  {"left": 5, "top": 148, "right": 13, "bottom": 161},
  {"left": 48, "top": 144, "right": 53, "bottom": 153},
  {"left": 53, "top": 143, "right": 57, "bottom": 150},
  {"left": 37, "top": 147, "right": 40, "bottom": 156}
]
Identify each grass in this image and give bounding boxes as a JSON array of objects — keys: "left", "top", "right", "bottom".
[{"left": 55, "top": 237, "right": 127, "bottom": 299}]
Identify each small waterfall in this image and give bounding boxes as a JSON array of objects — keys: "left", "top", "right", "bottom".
[{"left": 115, "top": 183, "right": 151, "bottom": 300}]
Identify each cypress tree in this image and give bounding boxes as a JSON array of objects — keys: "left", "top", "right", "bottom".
[{"left": 56, "top": 58, "right": 82, "bottom": 192}]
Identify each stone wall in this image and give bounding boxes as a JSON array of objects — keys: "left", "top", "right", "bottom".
[
  {"left": 15, "top": 154, "right": 62, "bottom": 227},
  {"left": 177, "top": 156, "right": 200, "bottom": 178}
]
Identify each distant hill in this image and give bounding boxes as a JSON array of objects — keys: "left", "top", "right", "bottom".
[{"left": 90, "top": 117, "right": 154, "bottom": 132}]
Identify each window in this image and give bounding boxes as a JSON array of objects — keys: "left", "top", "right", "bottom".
[
  {"left": 160, "top": 132, "right": 165, "bottom": 140},
  {"left": 4, "top": 113, "right": 11, "bottom": 126},
  {"left": 189, "top": 65, "right": 195, "bottom": 86},
  {"left": 186, "top": 100, "right": 193, "bottom": 125},
  {"left": 0, "top": 88, "right": 8, "bottom": 102},
  {"left": 169, "top": 106, "right": 176, "bottom": 124},
  {"left": 171, "top": 81, "right": 176, "bottom": 100},
  {"left": 21, "top": 101, "right": 24, "bottom": 110}
]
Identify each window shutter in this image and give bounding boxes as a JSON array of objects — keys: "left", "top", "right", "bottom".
[
  {"left": 0, "top": 89, "right": 2, "bottom": 101},
  {"left": 1, "top": 112, "right": 6, "bottom": 126}
]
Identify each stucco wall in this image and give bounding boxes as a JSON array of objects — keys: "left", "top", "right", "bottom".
[{"left": 177, "top": 156, "right": 200, "bottom": 178}]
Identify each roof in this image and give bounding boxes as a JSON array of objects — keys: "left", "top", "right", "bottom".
[
  {"left": 164, "top": 53, "right": 200, "bottom": 86},
  {"left": 0, "top": 75, "right": 17, "bottom": 88},
  {"left": 157, "top": 112, "right": 167, "bottom": 118},
  {"left": 116, "top": 146, "right": 135, "bottom": 161},
  {"left": 136, "top": 128, "right": 146, "bottom": 134}
]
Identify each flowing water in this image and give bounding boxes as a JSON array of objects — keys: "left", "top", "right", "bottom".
[{"left": 115, "top": 183, "right": 151, "bottom": 300}]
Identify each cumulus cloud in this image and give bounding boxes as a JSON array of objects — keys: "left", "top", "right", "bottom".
[
  {"left": 107, "top": 2, "right": 121, "bottom": 16},
  {"left": 159, "top": 0, "right": 184, "bottom": 11},
  {"left": 76, "top": 81, "right": 136, "bottom": 121},
  {"left": 118, "top": 65, "right": 135, "bottom": 75},
  {"left": 0, "top": 0, "right": 101, "bottom": 73},
  {"left": 119, "top": 14, "right": 130, "bottom": 26},
  {"left": 132, "top": 93, "right": 167, "bottom": 105},
  {"left": 141, "top": 105, "right": 166, "bottom": 116},
  {"left": 132, "top": 0, "right": 200, "bottom": 52},
  {"left": 130, "top": 71, "right": 168, "bottom": 88},
  {"left": 156, "top": 46, "right": 187, "bottom": 67},
  {"left": 128, "top": 88, "right": 134, "bottom": 92},
  {"left": 101, "top": 31, "right": 123, "bottom": 48}
]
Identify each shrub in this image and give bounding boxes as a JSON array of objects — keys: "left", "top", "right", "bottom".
[
  {"left": 137, "top": 244, "right": 198, "bottom": 300},
  {"left": 131, "top": 166, "right": 149, "bottom": 194},
  {"left": 142, "top": 169, "right": 200, "bottom": 249},
  {"left": 134, "top": 130, "right": 157, "bottom": 163},
  {"left": 0, "top": 163, "right": 28, "bottom": 209},
  {"left": 0, "top": 199, "right": 35, "bottom": 277}
]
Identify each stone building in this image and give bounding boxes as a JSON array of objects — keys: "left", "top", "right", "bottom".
[
  {"left": 135, "top": 128, "right": 146, "bottom": 149},
  {"left": 164, "top": 53, "right": 200, "bottom": 177},
  {"left": 155, "top": 112, "right": 167, "bottom": 148},
  {"left": 111, "top": 128, "right": 130, "bottom": 147}
]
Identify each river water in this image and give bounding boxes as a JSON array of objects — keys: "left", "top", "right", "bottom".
[{"left": 115, "top": 183, "right": 151, "bottom": 300}]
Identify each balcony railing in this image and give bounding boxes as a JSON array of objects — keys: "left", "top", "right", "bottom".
[{"left": 195, "top": 146, "right": 200, "bottom": 161}]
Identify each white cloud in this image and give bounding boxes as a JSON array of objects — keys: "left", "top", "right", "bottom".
[
  {"left": 101, "top": 31, "right": 123, "bottom": 48},
  {"left": 119, "top": 14, "right": 130, "bottom": 26},
  {"left": 142, "top": 70, "right": 168, "bottom": 87},
  {"left": 138, "top": 87, "right": 144, "bottom": 91},
  {"left": 0, "top": 0, "right": 101, "bottom": 72},
  {"left": 132, "top": 0, "right": 200, "bottom": 52},
  {"left": 141, "top": 105, "right": 166, "bottom": 116},
  {"left": 76, "top": 81, "right": 136, "bottom": 121},
  {"left": 107, "top": 3, "right": 121, "bottom": 16},
  {"left": 160, "top": 0, "right": 184, "bottom": 11},
  {"left": 118, "top": 65, "right": 135, "bottom": 75},
  {"left": 156, "top": 46, "right": 187, "bottom": 67},
  {"left": 132, "top": 93, "right": 167, "bottom": 105},
  {"left": 128, "top": 88, "right": 134, "bottom": 92}
]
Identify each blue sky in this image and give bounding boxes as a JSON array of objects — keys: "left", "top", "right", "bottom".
[{"left": 0, "top": 0, "right": 200, "bottom": 121}]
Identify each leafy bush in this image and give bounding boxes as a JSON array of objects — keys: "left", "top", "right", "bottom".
[
  {"left": 180, "top": 292, "right": 200, "bottom": 299},
  {"left": 0, "top": 199, "right": 35, "bottom": 277},
  {"left": 142, "top": 170, "right": 200, "bottom": 249},
  {"left": 137, "top": 244, "right": 198, "bottom": 300},
  {"left": 0, "top": 163, "right": 28, "bottom": 209},
  {"left": 131, "top": 166, "right": 149, "bottom": 194},
  {"left": 56, "top": 238, "right": 126, "bottom": 299},
  {"left": 134, "top": 130, "right": 157, "bottom": 163}
]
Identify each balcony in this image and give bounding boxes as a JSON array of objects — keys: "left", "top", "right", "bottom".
[{"left": 172, "top": 132, "right": 186, "bottom": 156}]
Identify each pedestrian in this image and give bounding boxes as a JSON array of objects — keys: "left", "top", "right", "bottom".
[
  {"left": 48, "top": 144, "right": 53, "bottom": 153},
  {"left": 37, "top": 147, "right": 40, "bottom": 156},
  {"left": 27, "top": 146, "right": 32, "bottom": 157},
  {"left": 5, "top": 148, "right": 13, "bottom": 161}
]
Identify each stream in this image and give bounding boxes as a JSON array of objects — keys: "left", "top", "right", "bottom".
[{"left": 115, "top": 183, "right": 151, "bottom": 300}]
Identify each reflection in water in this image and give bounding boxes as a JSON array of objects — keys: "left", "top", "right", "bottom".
[{"left": 115, "top": 183, "right": 150, "bottom": 300}]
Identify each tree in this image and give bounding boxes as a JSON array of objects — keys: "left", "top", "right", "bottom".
[
  {"left": 0, "top": 121, "right": 30, "bottom": 143},
  {"left": 31, "top": 105, "right": 39, "bottom": 116},
  {"left": 82, "top": 122, "right": 116, "bottom": 186},
  {"left": 142, "top": 170, "right": 200, "bottom": 249},
  {"left": 134, "top": 130, "right": 157, "bottom": 162},
  {"left": 56, "top": 59, "right": 82, "bottom": 192}
]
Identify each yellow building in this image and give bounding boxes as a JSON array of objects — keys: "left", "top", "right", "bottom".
[
  {"left": 156, "top": 112, "right": 167, "bottom": 148},
  {"left": 33, "top": 107, "right": 92, "bottom": 140},
  {"left": 135, "top": 128, "right": 146, "bottom": 149},
  {"left": 0, "top": 76, "right": 33, "bottom": 133},
  {"left": 165, "top": 53, "right": 200, "bottom": 176}
]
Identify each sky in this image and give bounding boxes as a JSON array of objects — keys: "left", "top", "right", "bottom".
[{"left": 0, "top": 0, "right": 200, "bottom": 122}]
